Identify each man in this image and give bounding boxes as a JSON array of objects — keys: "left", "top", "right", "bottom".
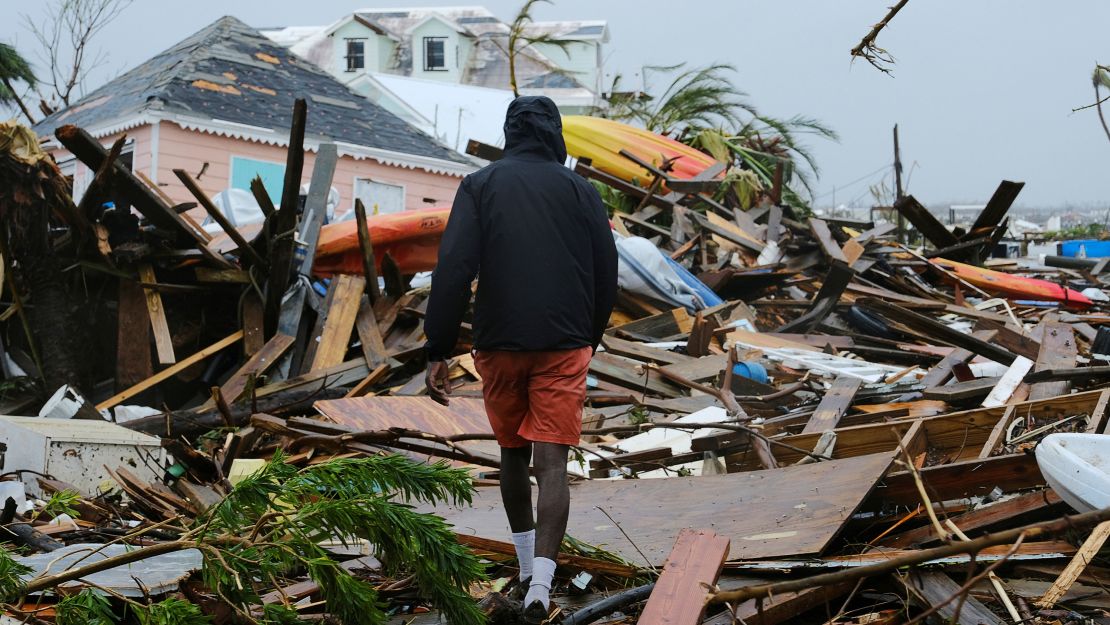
[{"left": 423, "top": 95, "right": 618, "bottom": 623}]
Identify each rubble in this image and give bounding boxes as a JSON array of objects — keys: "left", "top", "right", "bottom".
[{"left": 1, "top": 98, "right": 1110, "bottom": 625}]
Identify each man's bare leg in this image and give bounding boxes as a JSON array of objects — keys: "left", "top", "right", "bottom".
[{"left": 524, "top": 442, "right": 569, "bottom": 619}]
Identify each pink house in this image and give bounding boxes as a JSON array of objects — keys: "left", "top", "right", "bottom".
[{"left": 34, "top": 16, "right": 475, "bottom": 223}]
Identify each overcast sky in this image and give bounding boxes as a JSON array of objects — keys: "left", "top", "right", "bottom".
[{"left": 4, "top": 1, "right": 1110, "bottom": 210}]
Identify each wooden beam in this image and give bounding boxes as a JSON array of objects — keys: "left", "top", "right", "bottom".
[
  {"left": 1037, "top": 520, "right": 1110, "bottom": 609},
  {"left": 208, "top": 333, "right": 294, "bottom": 407},
  {"left": 353, "top": 199, "right": 381, "bottom": 303},
  {"left": 801, "top": 377, "right": 862, "bottom": 434},
  {"left": 174, "top": 168, "right": 268, "bottom": 269},
  {"left": 858, "top": 298, "right": 1016, "bottom": 365},
  {"left": 808, "top": 218, "right": 848, "bottom": 263},
  {"left": 777, "top": 260, "right": 854, "bottom": 334},
  {"left": 309, "top": 275, "right": 365, "bottom": 371},
  {"left": 893, "top": 195, "right": 959, "bottom": 249},
  {"left": 1029, "top": 321, "right": 1077, "bottom": 401},
  {"left": 116, "top": 278, "right": 152, "bottom": 391},
  {"left": 97, "top": 331, "right": 244, "bottom": 411},
  {"left": 981, "top": 356, "right": 1035, "bottom": 407},
  {"left": 904, "top": 571, "right": 1004, "bottom": 625},
  {"left": 354, "top": 296, "right": 388, "bottom": 368},
  {"left": 137, "top": 264, "right": 175, "bottom": 366},
  {"left": 639, "top": 529, "right": 730, "bottom": 625},
  {"left": 880, "top": 488, "right": 1063, "bottom": 549},
  {"left": 970, "top": 180, "right": 1024, "bottom": 234},
  {"left": 264, "top": 98, "right": 308, "bottom": 337}
]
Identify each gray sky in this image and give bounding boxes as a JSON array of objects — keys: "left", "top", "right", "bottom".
[{"left": 4, "top": 1, "right": 1110, "bottom": 210}]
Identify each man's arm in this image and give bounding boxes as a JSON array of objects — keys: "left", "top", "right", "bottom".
[
  {"left": 424, "top": 178, "right": 482, "bottom": 362},
  {"left": 586, "top": 186, "right": 618, "bottom": 350}
]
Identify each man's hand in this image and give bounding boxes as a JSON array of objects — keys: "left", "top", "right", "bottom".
[{"left": 426, "top": 360, "right": 452, "bottom": 406}]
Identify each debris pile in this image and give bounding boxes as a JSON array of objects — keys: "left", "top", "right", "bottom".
[{"left": 2, "top": 102, "right": 1110, "bottom": 624}]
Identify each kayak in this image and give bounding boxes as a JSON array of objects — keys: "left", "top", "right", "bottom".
[
  {"left": 562, "top": 116, "right": 721, "bottom": 191},
  {"left": 929, "top": 258, "right": 1093, "bottom": 308},
  {"left": 1036, "top": 433, "right": 1110, "bottom": 513},
  {"left": 312, "top": 207, "right": 450, "bottom": 277}
]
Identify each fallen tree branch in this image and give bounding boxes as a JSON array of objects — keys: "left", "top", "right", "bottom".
[
  {"left": 706, "top": 505, "right": 1110, "bottom": 605},
  {"left": 850, "top": 0, "right": 912, "bottom": 74}
]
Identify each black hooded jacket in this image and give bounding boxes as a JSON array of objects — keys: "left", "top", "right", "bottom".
[{"left": 424, "top": 96, "right": 619, "bottom": 360}]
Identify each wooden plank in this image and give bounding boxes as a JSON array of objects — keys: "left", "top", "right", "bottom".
[
  {"left": 315, "top": 396, "right": 493, "bottom": 437},
  {"left": 970, "top": 180, "right": 1024, "bottom": 233},
  {"left": 137, "top": 264, "right": 175, "bottom": 366},
  {"left": 982, "top": 355, "right": 1035, "bottom": 407},
  {"left": 859, "top": 298, "right": 1016, "bottom": 365},
  {"left": 905, "top": 571, "right": 1004, "bottom": 625},
  {"left": 354, "top": 297, "right": 388, "bottom": 368},
  {"left": 1037, "top": 519, "right": 1110, "bottom": 609},
  {"left": 972, "top": 318, "right": 1041, "bottom": 361},
  {"left": 173, "top": 168, "right": 268, "bottom": 268},
  {"left": 429, "top": 453, "right": 893, "bottom": 565},
  {"left": 263, "top": 98, "right": 307, "bottom": 336},
  {"left": 613, "top": 307, "right": 694, "bottom": 340},
  {"left": 309, "top": 275, "right": 365, "bottom": 371},
  {"left": 601, "top": 335, "right": 695, "bottom": 367},
  {"left": 590, "top": 352, "right": 683, "bottom": 397},
  {"left": 808, "top": 218, "right": 848, "bottom": 263},
  {"left": 659, "top": 353, "right": 728, "bottom": 384},
  {"left": 241, "top": 290, "right": 265, "bottom": 357},
  {"left": 801, "top": 377, "right": 862, "bottom": 434},
  {"left": 892, "top": 195, "right": 959, "bottom": 249},
  {"left": 353, "top": 198, "right": 381, "bottom": 302},
  {"left": 978, "top": 406, "right": 1015, "bottom": 458},
  {"left": 343, "top": 363, "right": 390, "bottom": 398},
  {"left": 880, "top": 488, "right": 1064, "bottom": 549},
  {"left": 706, "top": 583, "right": 855, "bottom": 625},
  {"left": 1029, "top": 321, "right": 1077, "bottom": 401},
  {"left": 96, "top": 331, "right": 244, "bottom": 411},
  {"left": 777, "top": 260, "right": 854, "bottom": 333},
  {"left": 116, "top": 278, "right": 152, "bottom": 391},
  {"left": 209, "top": 333, "right": 294, "bottom": 407},
  {"left": 639, "top": 529, "right": 730, "bottom": 625},
  {"left": 922, "top": 377, "right": 1001, "bottom": 402}
]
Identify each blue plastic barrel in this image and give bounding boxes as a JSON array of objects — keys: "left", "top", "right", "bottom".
[{"left": 731, "top": 361, "right": 769, "bottom": 384}]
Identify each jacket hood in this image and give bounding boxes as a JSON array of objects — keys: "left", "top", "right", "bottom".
[{"left": 503, "top": 95, "right": 567, "bottom": 162}]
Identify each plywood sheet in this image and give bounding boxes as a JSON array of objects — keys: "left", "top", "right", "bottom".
[
  {"left": 314, "top": 396, "right": 492, "bottom": 437},
  {"left": 427, "top": 452, "right": 893, "bottom": 565}
]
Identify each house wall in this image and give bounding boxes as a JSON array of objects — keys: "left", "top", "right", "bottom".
[
  {"left": 532, "top": 40, "right": 602, "bottom": 92},
  {"left": 50, "top": 125, "right": 154, "bottom": 203},
  {"left": 47, "top": 122, "right": 462, "bottom": 220},
  {"left": 153, "top": 122, "right": 461, "bottom": 216},
  {"left": 410, "top": 19, "right": 462, "bottom": 82}
]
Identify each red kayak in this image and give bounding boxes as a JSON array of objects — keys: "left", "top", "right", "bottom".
[
  {"left": 930, "top": 258, "right": 1093, "bottom": 308},
  {"left": 313, "top": 207, "right": 450, "bottom": 277}
]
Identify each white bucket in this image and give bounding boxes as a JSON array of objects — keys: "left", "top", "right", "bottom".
[{"left": 39, "top": 385, "right": 86, "bottom": 419}]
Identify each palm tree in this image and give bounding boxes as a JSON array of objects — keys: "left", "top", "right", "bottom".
[
  {"left": 500, "top": 0, "right": 580, "bottom": 96},
  {"left": 0, "top": 43, "right": 37, "bottom": 124},
  {"left": 601, "top": 63, "right": 837, "bottom": 208}
]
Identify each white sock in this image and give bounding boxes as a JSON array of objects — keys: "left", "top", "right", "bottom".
[
  {"left": 525, "top": 556, "right": 556, "bottom": 610},
  {"left": 511, "top": 530, "right": 535, "bottom": 580}
]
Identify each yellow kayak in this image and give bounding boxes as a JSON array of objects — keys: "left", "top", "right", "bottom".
[{"left": 563, "top": 116, "right": 721, "bottom": 191}]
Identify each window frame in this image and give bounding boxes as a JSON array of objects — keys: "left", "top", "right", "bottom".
[
  {"left": 423, "top": 36, "right": 448, "bottom": 72},
  {"left": 345, "top": 38, "right": 366, "bottom": 72}
]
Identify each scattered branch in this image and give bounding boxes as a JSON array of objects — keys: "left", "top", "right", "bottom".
[{"left": 850, "top": 0, "right": 912, "bottom": 74}]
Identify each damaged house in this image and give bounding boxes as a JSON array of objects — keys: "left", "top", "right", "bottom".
[{"left": 34, "top": 15, "right": 475, "bottom": 222}]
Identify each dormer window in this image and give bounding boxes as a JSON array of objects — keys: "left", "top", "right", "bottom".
[
  {"left": 345, "top": 38, "right": 365, "bottom": 71},
  {"left": 423, "top": 36, "right": 447, "bottom": 71}
]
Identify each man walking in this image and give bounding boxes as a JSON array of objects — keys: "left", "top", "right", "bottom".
[{"left": 423, "top": 95, "right": 618, "bottom": 623}]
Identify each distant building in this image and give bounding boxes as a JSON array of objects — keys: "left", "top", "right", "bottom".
[
  {"left": 261, "top": 6, "right": 607, "bottom": 115},
  {"left": 34, "top": 16, "right": 474, "bottom": 221}
]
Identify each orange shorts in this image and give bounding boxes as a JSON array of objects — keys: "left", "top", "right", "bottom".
[{"left": 474, "top": 347, "right": 592, "bottom": 447}]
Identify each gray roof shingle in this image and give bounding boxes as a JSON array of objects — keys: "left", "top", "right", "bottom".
[{"left": 34, "top": 16, "right": 471, "bottom": 166}]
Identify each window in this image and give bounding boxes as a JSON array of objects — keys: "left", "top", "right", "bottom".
[
  {"left": 423, "top": 36, "right": 447, "bottom": 71},
  {"left": 355, "top": 178, "right": 405, "bottom": 215},
  {"left": 345, "top": 39, "right": 365, "bottom": 72}
]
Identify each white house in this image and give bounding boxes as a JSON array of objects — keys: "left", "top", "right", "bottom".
[{"left": 261, "top": 6, "right": 607, "bottom": 114}]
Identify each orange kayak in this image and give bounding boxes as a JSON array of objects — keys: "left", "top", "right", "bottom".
[
  {"left": 562, "top": 116, "right": 721, "bottom": 191},
  {"left": 313, "top": 207, "right": 449, "bottom": 277},
  {"left": 930, "top": 258, "right": 1093, "bottom": 308}
]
